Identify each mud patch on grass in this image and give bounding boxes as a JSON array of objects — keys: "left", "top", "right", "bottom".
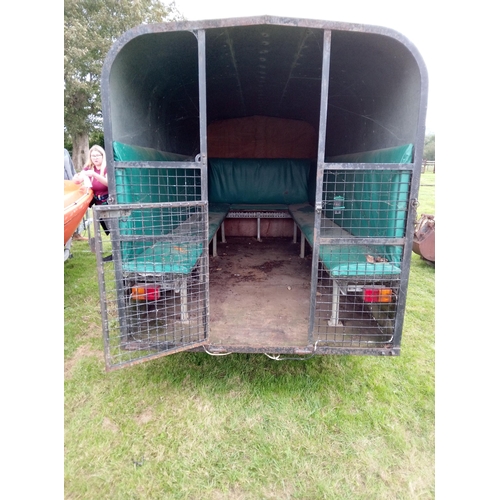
[
  {"left": 65, "top": 344, "right": 102, "bottom": 379},
  {"left": 102, "top": 417, "right": 119, "bottom": 433},
  {"left": 135, "top": 408, "right": 154, "bottom": 425},
  {"left": 80, "top": 321, "right": 102, "bottom": 338}
]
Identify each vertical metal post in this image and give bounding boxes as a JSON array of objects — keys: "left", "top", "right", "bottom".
[
  {"left": 212, "top": 232, "right": 218, "bottom": 257},
  {"left": 308, "top": 29, "right": 332, "bottom": 342},
  {"left": 391, "top": 39, "right": 429, "bottom": 350},
  {"left": 197, "top": 28, "right": 210, "bottom": 340},
  {"left": 180, "top": 277, "right": 189, "bottom": 323},
  {"left": 198, "top": 28, "right": 208, "bottom": 181},
  {"left": 328, "top": 280, "right": 341, "bottom": 327}
]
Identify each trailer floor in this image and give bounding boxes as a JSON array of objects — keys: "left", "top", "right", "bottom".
[{"left": 208, "top": 236, "right": 312, "bottom": 347}]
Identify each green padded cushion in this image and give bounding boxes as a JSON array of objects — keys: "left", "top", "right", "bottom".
[
  {"left": 121, "top": 241, "right": 202, "bottom": 275},
  {"left": 120, "top": 205, "right": 229, "bottom": 273},
  {"left": 288, "top": 203, "right": 401, "bottom": 277},
  {"left": 208, "top": 203, "right": 230, "bottom": 241},
  {"left": 288, "top": 203, "right": 316, "bottom": 242},
  {"left": 209, "top": 202, "right": 231, "bottom": 214},
  {"left": 319, "top": 246, "right": 401, "bottom": 277}
]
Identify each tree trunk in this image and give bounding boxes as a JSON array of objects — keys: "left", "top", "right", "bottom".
[{"left": 72, "top": 131, "right": 89, "bottom": 172}]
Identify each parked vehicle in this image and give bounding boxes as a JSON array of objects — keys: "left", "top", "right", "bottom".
[
  {"left": 94, "top": 15, "right": 428, "bottom": 370},
  {"left": 413, "top": 214, "right": 435, "bottom": 263}
]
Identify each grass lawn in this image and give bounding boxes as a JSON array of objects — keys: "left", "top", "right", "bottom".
[{"left": 64, "top": 175, "right": 435, "bottom": 499}]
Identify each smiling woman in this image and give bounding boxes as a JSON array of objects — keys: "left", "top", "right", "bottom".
[
  {"left": 74, "top": 145, "right": 110, "bottom": 235},
  {"left": 72, "top": 145, "right": 113, "bottom": 262}
]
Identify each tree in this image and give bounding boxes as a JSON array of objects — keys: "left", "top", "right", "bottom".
[
  {"left": 64, "top": 0, "right": 184, "bottom": 170},
  {"left": 423, "top": 134, "right": 435, "bottom": 162}
]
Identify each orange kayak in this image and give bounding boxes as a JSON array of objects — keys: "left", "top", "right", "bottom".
[{"left": 64, "top": 180, "right": 93, "bottom": 245}]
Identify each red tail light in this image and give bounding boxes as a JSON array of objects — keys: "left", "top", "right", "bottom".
[
  {"left": 363, "top": 287, "right": 392, "bottom": 303},
  {"left": 131, "top": 286, "right": 161, "bottom": 301}
]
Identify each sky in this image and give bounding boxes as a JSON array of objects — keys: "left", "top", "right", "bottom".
[{"left": 173, "top": 0, "right": 438, "bottom": 134}]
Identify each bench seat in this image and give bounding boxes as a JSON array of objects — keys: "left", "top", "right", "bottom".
[
  {"left": 208, "top": 203, "right": 230, "bottom": 256},
  {"left": 228, "top": 203, "right": 290, "bottom": 211},
  {"left": 289, "top": 203, "right": 400, "bottom": 327},
  {"left": 120, "top": 203, "right": 230, "bottom": 274},
  {"left": 208, "top": 203, "right": 230, "bottom": 240},
  {"left": 288, "top": 203, "right": 401, "bottom": 277},
  {"left": 119, "top": 205, "right": 229, "bottom": 321},
  {"left": 122, "top": 241, "right": 202, "bottom": 275}
]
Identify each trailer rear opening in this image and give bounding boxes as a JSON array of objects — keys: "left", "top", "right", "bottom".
[{"left": 94, "top": 16, "right": 428, "bottom": 371}]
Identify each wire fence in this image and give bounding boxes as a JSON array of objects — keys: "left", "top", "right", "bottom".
[{"left": 421, "top": 160, "right": 435, "bottom": 173}]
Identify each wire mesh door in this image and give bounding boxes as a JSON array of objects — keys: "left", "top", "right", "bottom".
[
  {"left": 94, "top": 201, "right": 209, "bottom": 371},
  {"left": 310, "top": 166, "right": 411, "bottom": 353}
]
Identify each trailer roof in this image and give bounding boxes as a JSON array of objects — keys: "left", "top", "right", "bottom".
[{"left": 102, "top": 15, "right": 427, "bottom": 158}]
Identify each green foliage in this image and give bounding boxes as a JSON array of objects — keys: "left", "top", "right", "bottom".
[
  {"left": 63, "top": 136, "right": 73, "bottom": 154},
  {"left": 89, "top": 130, "right": 105, "bottom": 150},
  {"left": 64, "top": 0, "right": 184, "bottom": 144},
  {"left": 423, "top": 134, "right": 435, "bottom": 161},
  {"left": 64, "top": 130, "right": 104, "bottom": 156}
]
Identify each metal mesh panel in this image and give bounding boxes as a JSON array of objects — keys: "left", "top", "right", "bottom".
[
  {"left": 114, "top": 166, "right": 201, "bottom": 204},
  {"left": 322, "top": 169, "right": 411, "bottom": 240},
  {"left": 94, "top": 201, "right": 208, "bottom": 370},
  {"left": 313, "top": 250, "right": 402, "bottom": 347},
  {"left": 312, "top": 168, "right": 411, "bottom": 349}
]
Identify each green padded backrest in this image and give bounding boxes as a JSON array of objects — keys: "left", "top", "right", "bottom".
[
  {"left": 325, "top": 144, "right": 414, "bottom": 263},
  {"left": 326, "top": 143, "right": 413, "bottom": 165},
  {"left": 325, "top": 144, "right": 413, "bottom": 237},
  {"left": 113, "top": 141, "right": 192, "bottom": 162},
  {"left": 112, "top": 142, "right": 200, "bottom": 260},
  {"left": 113, "top": 141, "right": 199, "bottom": 205},
  {"left": 208, "top": 158, "right": 312, "bottom": 205}
]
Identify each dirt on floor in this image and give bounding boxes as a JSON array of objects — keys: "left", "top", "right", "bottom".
[{"left": 208, "top": 236, "right": 313, "bottom": 347}]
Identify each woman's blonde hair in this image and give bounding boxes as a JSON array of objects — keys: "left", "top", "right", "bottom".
[{"left": 84, "top": 145, "right": 107, "bottom": 171}]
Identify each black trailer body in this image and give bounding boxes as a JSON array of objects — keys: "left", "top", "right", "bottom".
[{"left": 94, "top": 16, "right": 428, "bottom": 371}]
